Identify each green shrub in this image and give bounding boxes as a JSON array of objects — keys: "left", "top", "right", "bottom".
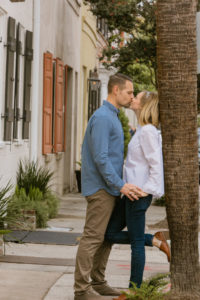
[
  {"left": 6, "top": 160, "right": 59, "bottom": 229},
  {"left": 0, "top": 182, "right": 15, "bottom": 230},
  {"left": 118, "top": 109, "right": 131, "bottom": 158},
  {"left": 17, "top": 160, "right": 54, "bottom": 195},
  {"left": 197, "top": 115, "right": 200, "bottom": 127},
  {"left": 123, "top": 273, "right": 170, "bottom": 299},
  {"left": 154, "top": 195, "right": 166, "bottom": 207},
  {"left": 32, "top": 200, "right": 49, "bottom": 228},
  {"left": 44, "top": 192, "right": 59, "bottom": 219},
  {"left": 7, "top": 186, "right": 59, "bottom": 228}
]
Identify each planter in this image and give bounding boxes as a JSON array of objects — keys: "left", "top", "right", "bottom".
[
  {"left": 75, "top": 170, "right": 81, "bottom": 193},
  {"left": 0, "top": 234, "right": 4, "bottom": 256},
  {"left": 11, "top": 210, "right": 36, "bottom": 230},
  {"left": 21, "top": 210, "right": 36, "bottom": 230}
]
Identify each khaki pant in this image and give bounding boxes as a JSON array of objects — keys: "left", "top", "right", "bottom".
[{"left": 74, "top": 189, "right": 117, "bottom": 294}]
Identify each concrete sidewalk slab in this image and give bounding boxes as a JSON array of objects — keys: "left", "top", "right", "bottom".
[
  {"left": 0, "top": 269, "right": 61, "bottom": 300},
  {"left": 0, "top": 192, "right": 199, "bottom": 300}
]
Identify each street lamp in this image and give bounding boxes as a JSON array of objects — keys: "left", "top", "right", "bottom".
[{"left": 88, "top": 68, "right": 101, "bottom": 91}]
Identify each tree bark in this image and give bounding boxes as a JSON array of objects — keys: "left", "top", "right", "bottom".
[{"left": 156, "top": 0, "right": 200, "bottom": 299}]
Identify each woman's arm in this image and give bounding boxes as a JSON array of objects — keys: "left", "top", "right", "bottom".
[{"left": 139, "top": 125, "right": 164, "bottom": 198}]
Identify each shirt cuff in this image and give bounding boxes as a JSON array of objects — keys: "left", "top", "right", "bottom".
[{"left": 116, "top": 179, "right": 125, "bottom": 191}]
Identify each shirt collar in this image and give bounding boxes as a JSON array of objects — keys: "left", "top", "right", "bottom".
[{"left": 103, "top": 100, "right": 120, "bottom": 115}]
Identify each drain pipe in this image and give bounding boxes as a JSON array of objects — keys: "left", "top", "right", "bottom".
[{"left": 30, "top": 0, "right": 40, "bottom": 162}]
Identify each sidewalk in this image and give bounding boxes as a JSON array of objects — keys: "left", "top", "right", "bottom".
[{"left": 0, "top": 193, "right": 198, "bottom": 300}]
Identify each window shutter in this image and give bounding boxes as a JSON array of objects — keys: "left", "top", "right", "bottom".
[
  {"left": 4, "top": 16, "right": 16, "bottom": 141},
  {"left": 43, "top": 52, "right": 53, "bottom": 154},
  {"left": 22, "top": 30, "right": 33, "bottom": 139},
  {"left": 54, "top": 58, "right": 64, "bottom": 153},
  {"left": 63, "top": 65, "right": 68, "bottom": 152},
  {"left": 13, "top": 23, "right": 22, "bottom": 139}
]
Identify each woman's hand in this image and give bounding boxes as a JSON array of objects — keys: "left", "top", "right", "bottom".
[
  {"left": 140, "top": 191, "right": 149, "bottom": 197},
  {"left": 120, "top": 183, "right": 144, "bottom": 201}
]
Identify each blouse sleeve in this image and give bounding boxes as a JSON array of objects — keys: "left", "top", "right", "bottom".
[{"left": 139, "top": 125, "right": 164, "bottom": 198}]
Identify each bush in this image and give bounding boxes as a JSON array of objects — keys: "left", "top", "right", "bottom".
[
  {"left": 0, "top": 181, "right": 14, "bottom": 232},
  {"left": 154, "top": 195, "right": 166, "bottom": 207},
  {"left": 118, "top": 109, "right": 131, "bottom": 158},
  {"left": 7, "top": 186, "right": 59, "bottom": 228},
  {"left": 6, "top": 160, "right": 59, "bottom": 228},
  {"left": 17, "top": 160, "right": 54, "bottom": 195},
  {"left": 44, "top": 191, "right": 59, "bottom": 219},
  {"left": 123, "top": 273, "right": 170, "bottom": 299}
]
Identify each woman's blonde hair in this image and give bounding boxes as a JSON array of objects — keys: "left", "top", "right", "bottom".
[{"left": 139, "top": 91, "right": 159, "bottom": 128}]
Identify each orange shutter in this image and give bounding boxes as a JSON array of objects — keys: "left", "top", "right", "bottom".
[
  {"left": 63, "top": 65, "right": 68, "bottom": 152},
  {"left": 54, "top": 58, "right": 64, "bottom": 153},
  {"left": 43, "top": 52, "right": 53, "bottom": 154}
]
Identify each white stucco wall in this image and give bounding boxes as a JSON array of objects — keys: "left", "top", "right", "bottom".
[
  {"left": 37, "top": 0, "right": 81, "bottom": 194},
  {"left": 0, "top": 0, "right": 33, "bottom": 188},
  {"left": 0, "top": 0, "right": 82, "bottom": 194}
]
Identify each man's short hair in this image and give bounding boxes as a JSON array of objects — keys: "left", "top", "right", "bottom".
[{"left": 108, "top": 73, "right": 133, "bottom": 94}]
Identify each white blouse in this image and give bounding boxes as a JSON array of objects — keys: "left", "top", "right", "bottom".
[{"left": 124, "top": 124, "right": 164, "bottom": 198}]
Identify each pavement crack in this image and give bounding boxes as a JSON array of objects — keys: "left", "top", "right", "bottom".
[{"left": 42, "top": 272, "right": 65, "bottom": 300}]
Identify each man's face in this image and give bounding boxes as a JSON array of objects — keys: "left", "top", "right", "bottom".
[{"left": 116, "top": 80, "right": 134, "bottom": 108}]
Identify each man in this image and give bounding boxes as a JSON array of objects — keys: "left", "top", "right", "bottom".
[{"left": 74, "top": 73, "right": 143, "bottom": 300}]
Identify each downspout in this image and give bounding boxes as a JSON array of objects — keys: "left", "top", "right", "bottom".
[{"left": 30, "top": 0, "right": 40, "bottom": 162}]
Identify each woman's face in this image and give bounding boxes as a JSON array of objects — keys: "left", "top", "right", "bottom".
[{"left": 130, "top": 91, "right": 144, "bottom": 112}]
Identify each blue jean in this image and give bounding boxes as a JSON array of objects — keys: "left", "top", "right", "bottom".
[{"left": 105, "top": 195, "right": 153, "bottom": 288}]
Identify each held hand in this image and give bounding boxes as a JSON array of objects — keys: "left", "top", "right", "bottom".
[
  {"left": 120, "top": 183, "right": 144, "bottom": 201},
  {"left": 140, "top": 191, "right": 149, "bottom": 197}
]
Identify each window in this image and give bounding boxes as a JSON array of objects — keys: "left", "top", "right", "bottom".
[
  {"left": 97, "top": 17, "right": 108, "bottom": 40},
  {"left": 1, "top": 16, "right": 32, "bottom": 142},
  {"left": 88, "top": 70, "right": 101, "bottom": 120}
]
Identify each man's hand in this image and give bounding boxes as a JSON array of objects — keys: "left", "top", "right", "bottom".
[{"left": 120, "top": 183, "right": 144, "bottom": 201}]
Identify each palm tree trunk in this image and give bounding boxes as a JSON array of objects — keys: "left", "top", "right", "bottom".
[{"left": 156, "top": 0, "right": 200, "bottom": 299}]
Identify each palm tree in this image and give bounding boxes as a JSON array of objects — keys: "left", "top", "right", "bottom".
[{"left": 156, "top": 0, "right": 200, "bottom": 299}]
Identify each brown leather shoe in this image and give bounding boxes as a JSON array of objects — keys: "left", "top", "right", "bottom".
[
  {"left": 92, "top": 283, "right": 121, "bottom": 296},
  {"left": 74, "top": 289, "right": 104, "bottom": 300},
  {"left": 154, "top": 231, "right": 171, "bottom": 262}
]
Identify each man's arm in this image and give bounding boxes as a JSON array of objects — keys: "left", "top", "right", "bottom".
[{"left": 90, "top": 116, "right": 143, "bottom": 200}]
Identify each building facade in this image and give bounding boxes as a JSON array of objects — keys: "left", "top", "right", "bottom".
[
  {"left": 0, "top": 0, "right": 138, "bottom": 194},
  {"left": 0, "top": 0, "right": 81, "bottom": 194},
  {"left": 0, "top": 0, "right": 33, "bottom": 188}
]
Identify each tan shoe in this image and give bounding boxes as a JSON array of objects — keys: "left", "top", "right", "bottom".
[
  {"left": 92, "top": 283, "right": 121, "bottom": 296},
  {"left": 154, "top": 231, "right": 171, "bottom": 262}
]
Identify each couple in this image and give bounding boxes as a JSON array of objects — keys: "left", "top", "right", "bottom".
[{"left": 74, "top": 73, "right": 170, "bottom": 300}]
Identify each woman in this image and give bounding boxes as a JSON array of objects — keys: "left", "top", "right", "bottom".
[{"left": 105, "top": 91, "right": 170, "bottom": 288}]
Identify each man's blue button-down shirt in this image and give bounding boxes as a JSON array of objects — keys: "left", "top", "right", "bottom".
[{"left": 81, "top": 100, "right": 125, "bottom": 196}]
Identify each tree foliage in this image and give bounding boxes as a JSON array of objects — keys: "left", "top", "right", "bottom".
[
  {"left": 118, "top": 109, "right": 131, "bottom": 158},
  {"left": 85, "top": 0, "right": 200, "bottom": 110},
  {"left": 84, "top": 0, "right": 157, "bottom": 92}
]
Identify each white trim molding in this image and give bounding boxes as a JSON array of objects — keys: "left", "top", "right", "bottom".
[{"left": 67, "top": 0, "right": 81, "bottom": 16}]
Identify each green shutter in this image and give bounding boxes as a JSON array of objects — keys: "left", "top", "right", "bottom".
[
  {"left": 4, "top": 17, "right": 16, "bottom": 141},
  {"left": 22, "top": 30, "right": 33, "bottom": 139}
]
